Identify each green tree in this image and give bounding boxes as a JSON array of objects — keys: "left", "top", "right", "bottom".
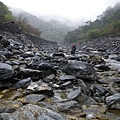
[
  {"left": 64, "top": 2, "right": 120, "bottom": 43},
  {"left": 87, "top": 29, "right": 100, "bottom": 39},
  {"left": 113, "top": 20, "right": 120, "bottom": 33},
  {"left": 17, "top": 17, "right": 41, "bottom": 36},
  {"left": 0, "top": 2, "right": 14, "bottom": 22}
]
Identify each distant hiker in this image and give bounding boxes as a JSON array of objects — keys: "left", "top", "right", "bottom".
[{"left": 71, "top": 44, "right": 76, "bottom": 55}]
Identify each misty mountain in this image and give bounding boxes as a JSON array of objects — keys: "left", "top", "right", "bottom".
[
  {"left": 64, "top": 2, "right": 120, "bottom": 44},
  {"left": 10, "top": 8, "right": 74, "bottom": 44}
]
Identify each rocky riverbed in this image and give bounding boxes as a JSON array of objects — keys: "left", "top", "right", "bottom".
[{"left": 0, "top": 23, "right": 120, "bottom": 120}]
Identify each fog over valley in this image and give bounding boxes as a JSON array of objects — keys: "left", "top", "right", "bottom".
[
  {"left": 0, "top": 2, "right": 120, "bottom": 119},
  {"left": 1, "top": 0, "right": 120, "bottom": 27},
  {"left": 0, "top": 0, "right": 120, "bottom": 43}
]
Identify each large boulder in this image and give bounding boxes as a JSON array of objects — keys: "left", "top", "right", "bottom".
[
  {"left": 59, "top": 60, "right": 98, "bottom": 81},
  {"left": 11, "top": 77, "right": 31, "bottom": 89},
  {"left": 17, "top": 67, "right": 44, "bottom": 80},
  {"left": 106, "top": 93, "right": 120, "bottom": 110},
  {"left": 26, "top": 80, "right": 54, "bottom": 97},
  {"left": 38, "top": 62, "right": 57, "bottom": 76},
  {"left": 25, "top": 94, "right": 45, "bottom": 104},
  {"left": 56, "top": 100, "right": 80, "bottom": 112},
  {"left": 10, "top": 104, "right": 67, "bottom": 120},
  {"left": 67, "top": 87, "right": 81, "bottom": 101},
  {"left": 0, "top": 62, "right": 14, "bottom": 81}
]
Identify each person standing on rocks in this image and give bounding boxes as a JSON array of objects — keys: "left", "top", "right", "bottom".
[{"left": 71, "top": 44, "right": 76, "bottom": 55}]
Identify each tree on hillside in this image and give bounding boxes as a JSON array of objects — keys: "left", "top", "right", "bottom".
[
  {"left": 64, "top": 2, "right": 120, "bottom": 44},
  {"left": 16, "top": 17, "right": 41, "bottom": 36},
  {"left": 0, "top": 2, "right": 14, "bottom": 22}
]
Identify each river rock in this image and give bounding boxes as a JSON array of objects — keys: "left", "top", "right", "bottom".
[
  {"left": 10, "top": 104, "right": 67, "bottom": 120},
  {"left": 59, "top": 74, "right": 76, "bottom": 82},
  {"left": 25, "top": 94, "right": 45, "bottom": 104},
  {"left": 11, "top": 77, "right": 31, "bottom": 89},
  {"left": 18, "top": 67, "right": 44, "bottom": 80},
  {"left": 38, "top": 62, "right": 57, "bottom": 76},
  {"left": 106, "top": 93, "right": 120, "bottom": 109},
  {"left": 26, "top": 80, "right": 54, "bottom": 97},
  {"left": 56, "top": 100, "right": 80, "bottom": 112},
  {"left": 0, "top": 62, "right": 14, "bottom": 81},
  {"left": 59, "top": 60, "right": 98, "bottom": 81},
  {"left": 67, "top": 87, "right": 81, "bottom": 100}
]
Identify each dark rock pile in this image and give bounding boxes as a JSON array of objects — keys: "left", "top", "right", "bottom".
[
  {"left": 0, "top": 22, "right": 120, "bottom": 120},
  {"left": 0, "top": 21, "right": 22, "bottom": 34},
  {"left": 78, "top": 35, "right": 120, "bottom": 54}
]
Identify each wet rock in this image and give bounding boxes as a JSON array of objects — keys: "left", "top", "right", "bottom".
[
  {"left": 98, "top": 48, "right": 106, "bottom": 52},
  {"left": 86, "top": 113, "right": 96, "bottom": 119},
  {"left": 4, "top": 51, "right": 13, "bottom": 58},
  {"left": 116, "top": 117, "right": 120, "bottom": 120},
  {"left": 0, "top": 107, "right": 16, "bottom": 113},
  {"left": 95, "top": 64, "right": 110, "bottom": 71},
  {"left": 21, "top": 51, "right": 34, "bottom": 58},
  {"left": 81, "top": 55, "right": 90, "bottom": 63},
  {"left": 10, "top": 60, "right": 20, "bottom": 66},
  {"left": 90, "top": 84, "right": 111, "bottom": 97},
  {"left": 89, "top": 55, "right": 104, "bottom": 65},
  {"left": 106, "top": 93, "right": 120, "bottom": 109},
  {"left": 0, "top": 38, "right": 10, "bottom": 48},
  {"left": 18, "top": 67, "right": 44, "bottom": 80},
  {"left": 52, "top": 53, "right": 65, "bottom": 58},
  {"left": 26, "top": 81, "right": 54, "bottom": 97},
  {"left": 95, "top": 114, "right": 109, "bottom": 120},
  {"left": 37, "top": 102, "right": 56, "bottom": 111},
  {"left": 67, "top": 87, "right": 81, "bottom": 101},
  {"left": 43, "top": 74, "right": 55, "bottom": 83},
  {"left": 0, "top": 62, "right": 14, "bottom": 81},
  {"left": 0, "top": 51, "right": 7, "bottom": 62},
  {"left": 103, "top": 58, "right": 120, "bottom": 70},
  {"left": 38, "top": 62, "right": 57, "bottom": 76},
  {"left": 59, "top": 74, "right": 76, "bottom": 82},
  {"left": 25, "top": 94, "right": 45, "bottom": 104},
  {"left": 0, "top": 80, "right": 12, "bottom": 88},
  {"left": 68, "top": 56, "right": 80, "bottom": 60},
  {"left": 97, "top": 76, "right": 115, "bottom": 84},
  {"left": 10, "top": 104, "right": 67, "bottom": 120},
  {"left": 59, "top": 81, "right": 72, "bottom": 88},
  {"left": 0, "top": 100, "right": 23, "bottom": 113},
  {"left": 11, "top": 77, "right": 31, "bottom": 89},
  {"left": 0, "top": 113, "right": 14, "bottom": 120},
  {"left": 114, "top": 79, "right": 120, "bottom": 87},
  {"left": 59, "top": 60, "right": 98, "bottom": 81},
  {"left": 78, "top": 79, "right": 91, "bottom": 95},
  {"left": 116, "top": 55, "right": 120, "bottom": 61},
  {"left": 56, "top": 100, "right": 80, "bottom": 112},
  {"left": 79, "top": 93, "right": 97, "bottom": 105}
]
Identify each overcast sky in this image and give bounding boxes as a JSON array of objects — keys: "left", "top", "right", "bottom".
[{"left": 1, "top": 0, "right": 120, "bottom": 24}]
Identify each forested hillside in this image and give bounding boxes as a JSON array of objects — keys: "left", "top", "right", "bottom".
[
  {"left": 11, "top": 9, "right": 73, "bottom": 44},
  {"left": 0, "top": 2, "right": 42, "bottom": 37},
  {"left": 1, "top": 1, "right": 120, "bottom": 45},
  {"left": 0, "top": 1, "right": 73, "bottom": 44},
  {"left": 0, "top": 2, "right": 14, "bottom": 22},
  {"left": 64, "top": 2, "right": 120, "bottom": 44}
]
